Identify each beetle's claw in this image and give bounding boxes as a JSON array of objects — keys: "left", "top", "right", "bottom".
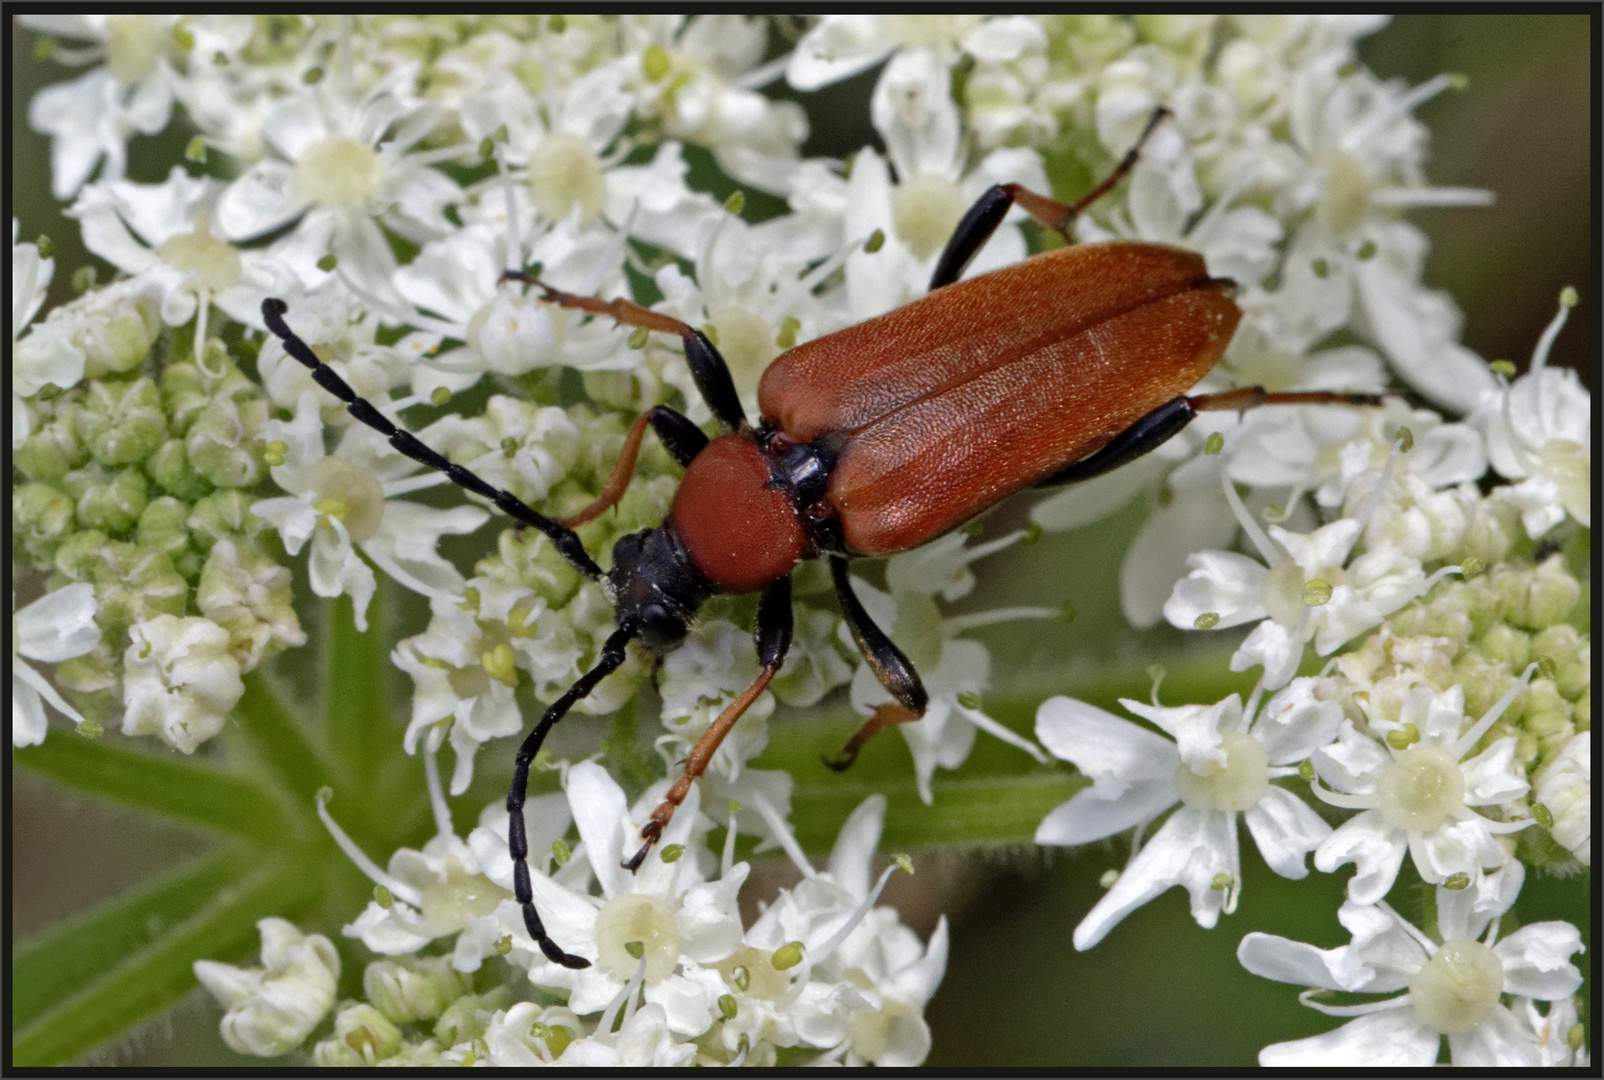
[
  {"left": 621, "top": 821, "right": 662, "bottom": 873},
  {"left": 822, "top": 747, "right": 859, "bottom": 773}
]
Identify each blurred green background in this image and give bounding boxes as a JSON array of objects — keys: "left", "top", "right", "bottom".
[{"left": 11, "top": 14, "right": 1592, "bottom": 1067}]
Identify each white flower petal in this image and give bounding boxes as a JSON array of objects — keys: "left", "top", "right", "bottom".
[
  {"left": 1259, "top": 1008, "right": 1437, "bottom": 1067},
  {"left": 1034, "top": 697, "right": 1181, "bottom": 786},
  {"left": 1314, "top": 809, "right": 1406, "bottom": 904},
  {"left": 1244, "top": 786, "right": 1331, "bottom": 879},
  {"left": 1493, "top": 923, "right": 1585, "bottom": 1001},
  {"left": 567, "top": 761, "right": 628, "bottom": 900},
  {"left": 1446, "top": 1003, "right": 1540, "bottom": 1067},
  {"left": 1034, "top": 780, "right": 1180, "bottom": 847},
  {"left": 1163, "top": 549, "right": 1268, "bottom": 629},
  {"left": 1072, "top": 808, "right": 1230, "bottom": 950},
  {"left": 1237, "top": 931, "right": 1349, "bottom": 991}
]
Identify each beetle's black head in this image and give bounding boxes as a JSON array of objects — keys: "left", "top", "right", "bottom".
[{"left": 607, "top": 526, "right": 715, "bottom": 652}]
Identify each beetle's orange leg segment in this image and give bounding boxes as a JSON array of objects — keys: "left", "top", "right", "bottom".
[
  {"left": 500, "top": 270, "right": 694, "bottom": 338},
  {"left": 502, "top": 271, "right": 749, "bottom": 434},
  {"left": 929, "top": 107, "right": 1172, "bottom": 290},
  {"left": 559, "top": 405, "right": 708, "bottom": 528},
  {"left": 825, "top": 702, "right": 924, "bottom": 772},
  {"left": 1189, "top": 388, "right": 1388, "bottom": 413},
  {"left": 624, "top": 663, "right": 780, "bottom": 872},
  {"left": 623, "top": 577, "right": 794, "bottom": 873}
]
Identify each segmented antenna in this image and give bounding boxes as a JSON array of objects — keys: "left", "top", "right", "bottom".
[
  {"left": 261, "top": 298, "right": 604, "bottom": 581},
  {"left": 261, "top": 297, "right": 632, "bottom": 969}
]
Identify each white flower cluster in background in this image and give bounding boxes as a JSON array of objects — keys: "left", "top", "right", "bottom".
[{"left": 12, "top": 14, "right": 1588, "bottom": 1068}]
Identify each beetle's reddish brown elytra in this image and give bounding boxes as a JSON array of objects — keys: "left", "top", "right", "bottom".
[{"left": 261, "top": 107, "right": 1383, "bottom": 968}]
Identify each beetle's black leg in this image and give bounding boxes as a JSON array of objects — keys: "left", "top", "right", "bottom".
[
  {"left": 1037, "top": 388, "right": 1388, "bottom": 488},
  {"left": 928, "top": 106, "right": 1173, "bottom": 291},
  {"left": 623, "top": 576, "right": 794, "bottom": 872},
  {"left": 261, "top": 299, "right": 604, "bottom": 581},
  {"left": 501, "top": 271, "right": 747, "bottom": 433},
  {"left": 825, "top": 557, "right": 929, "bottom": 771},
  {"left": 507, "top": 622, "right": 640, "bottom": 967},
  {"left": 560, "top": 405, "right": 709, "bottom": 528}
]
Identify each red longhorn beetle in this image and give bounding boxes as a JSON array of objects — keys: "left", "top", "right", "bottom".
[{"left": 261, "top": 108, "right": 1381, "bottom": 968}]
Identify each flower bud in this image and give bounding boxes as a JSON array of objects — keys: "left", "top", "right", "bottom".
[
  {"left": 364, "top": 956, "right": 469, "bottom": 1025},
  {"left": 188, "top": 490, "right": 264, "bottom": 554},
  {"left": 193, "top": 918, "right": 339, "bottom": 1057},
  {"left": 77, "top": 377, "right": 168, "bottom": 465},
  {"left": 1506, "top": 557, "right": 1580, "bottom": 630},
  {"left": 73, "top": 286, "right": 161, "bottom": 378},
  {"left": 148, "top": 438, "right": 214, "bottom": 500},
  {"left": 197, "top": 540, "right": 306, "bottom": 671},
  {"left": 187, "top": 396, "right": 268, "bottom": 488},
  {"left": 313, "top": 1003, "right": 402, "bottom": 1066},
  {"left": 138, "top": 496, "right": 200, "bottom": 578},
  {"left": 71, "top": 465, "right": 150, "bottom": 534},
  {"left": 14, "top": 483, "right": 76, "bottom": 563},
  {"left": 15, "top": 409, "right": 88, "bottom": 483},
  {"left": 433, "top": 987, "right": 513, "bottom": 1047}
]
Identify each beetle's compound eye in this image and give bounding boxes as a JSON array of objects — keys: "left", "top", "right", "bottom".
[{"left": 639, "top": 601, "right": 687, "bottom": 652}]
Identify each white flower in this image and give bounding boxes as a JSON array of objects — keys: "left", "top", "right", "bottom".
[
  {"left": 731, "top": 794, "right": 946, "bottom": 1065},
  {"left": 842, "top": 50, "right": 1049, "bottom": 315},
  {"left": 194, "top": 917, "right": 341, "bottom": 1057},
  {"left": 12, "top": 583, "right": 99, "bottom": 746},
  {"left": 250, "top": 391, "right": 490, "bottom": 631},
  {"left": 13, "top": 223, "right": 86, "bottom": 448},
  {"left": 68, "top": 166, "right": 273, "bottom": 333},
  {"left": 845, "top": 532, "right": 1053, "bottom": 804},
  {"left": 1239, "top": 862, "right": 1585, "bottom": 1067},
  {"left": 1310, "top": 669, "right": 1537, "bottom": 903},
  {"left": 325, "top": 759, "right": 558, "bottom": 975},
  {"left": 1035, "top": 678, "right": 1342, "bottom": 949},
  {"left": 215, "top": 62, "right": 460, "bottom": 304},
  {"left": 1471, "top": 294, "right": 1589, "bottom": 536},
  {"left": 23, "top": 14, "right": 178, "bottom": 199},
  {"left": 1533, "top": 731, "right": 1589, "bottom": 867},
  {"left": 392, "top": 581, "right": 549, "bottom": 795},
  {"left": 476, "top": 761, "right": 745, "bottom": 1039},
  {"left": 1164, "top": 464, "right": 1444, "bottom": 689},
  {"left": 121, "top": 614, "right": 245, "bottom": 753}
]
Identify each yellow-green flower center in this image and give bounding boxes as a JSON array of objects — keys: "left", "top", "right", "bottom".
[
  {"left": 593, "top": 893, "right": 680, "bottom": 983},
  {"left": 1173, "top": 731, "right": 1269, "bottom": 812},
  {"left": 297, "top": 136, "right": 383, "bottom": 207},
  {"left": 527, "top": 132, "right": 606, "bottom": 225},
  {"left": 305, "top": 456, "right": 387, "bottom": 543},
  {"left": 1377, "top": 745, "right": 1465, "bottom": 832},
  {"left": 1409, "top": 939, "right": 1504, "bottom": 1034},
  {"left": 157, "top": 212, "right": 242, "bottom": 292},
  {"left": 106, "top": 15, "right": 165, "bottom": 85},
  {"left": 891, "top": 174, "right": 966, "bottom": 261}
]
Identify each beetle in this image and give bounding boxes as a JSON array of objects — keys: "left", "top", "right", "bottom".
[{"left": 261, "top": 108, "right": 1381, "bottom": 968}]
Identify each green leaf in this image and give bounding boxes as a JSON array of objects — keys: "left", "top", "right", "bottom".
[
  {"left": 11, "top": 849, "right": 322, "bottom": 1066},
  {"left": 14, "top": 736, "right": 289, "bottom": 847}
]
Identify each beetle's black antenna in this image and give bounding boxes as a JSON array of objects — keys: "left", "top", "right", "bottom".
[
  {"left": 507, "top": 621, "right": 640, "bottom": 968},
  {"left": 260, "top": 298, "right": 604, "bottom": 580}
]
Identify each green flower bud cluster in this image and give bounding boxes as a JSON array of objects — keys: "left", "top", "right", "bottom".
[
  {"left": 1347, "top": 555, "right": 1588, "bottom": 776},
  {"left": 13, "top": 306, "right": 303, "bottom": 733}
]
